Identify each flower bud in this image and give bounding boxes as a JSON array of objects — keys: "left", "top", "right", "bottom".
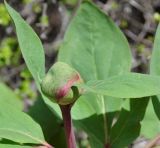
[{"left": 41, "top": 62, "right": 83, "bottom": 105}]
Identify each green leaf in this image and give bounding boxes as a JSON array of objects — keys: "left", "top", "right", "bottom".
[
  {"left": 4, "top": 0, "right": 61, "bottom": 119},
  {"left": 0, "top": 101, "right": 46, "bottom": 145},
  {"left": 4, "top": 1, "right": 45, "bottom": 89},
  {"left": 58, "top": 2, "right": 131, "bottom": 81},
  {"left": 141, "top": 99, "right": 160, "bottom": 138},
  {"left": 110, "top": 98, "right": 149, "bottom": 148},
  {"left": 81, "top": 73, "right": 160, "bottom": 98},
  {"left": 58, "top": 1, "right": 131, "bottom": 147},
  {"left": 0, "top": 83, "right": 22, "bottom": 110}
]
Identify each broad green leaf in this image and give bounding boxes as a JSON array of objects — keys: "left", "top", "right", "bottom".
[
  {"left": 0, "top": 83, "right": 22, "bottom": 110},
  {"left": 58, "top": 1, "right": 131, "bottom": 81},
  {"left": 81, "top": 73, "right": 160, "bottom": 98},
  {"left": 58, "top": 1, "right": 131, "bottom": 147},
  {"left": 4, "top": 1, "right": 61, "bottom": 119},
  {"left": 0, "top": 101, "right": 46, "bottom": 145},
  {"left": 141, "top": 100, "right": 160, "bottom": 138},
  {"left": 110, "top": 98, "right": 149, "bottom": 148},
  {"left": 28, "top": 98, "right": 67, "bottom": 148},
  {"left": 5, "top": 1, "right": 45, "bottom": 89}
]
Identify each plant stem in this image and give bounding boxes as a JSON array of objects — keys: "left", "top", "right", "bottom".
[{"left": 60, "top": 105, "right": 76, "bottom": 148}]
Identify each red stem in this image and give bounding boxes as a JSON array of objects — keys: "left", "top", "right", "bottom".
[
  {"left": 105, "top": 143, "right": 111, "bottom": 148},
  {"left": 60, "top": 105, "right": 76, "bottom": 148}
]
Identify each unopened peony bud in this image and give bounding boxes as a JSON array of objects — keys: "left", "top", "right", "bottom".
[{"left": 41, "top": 62, "right": 83, "bottom": 105}]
